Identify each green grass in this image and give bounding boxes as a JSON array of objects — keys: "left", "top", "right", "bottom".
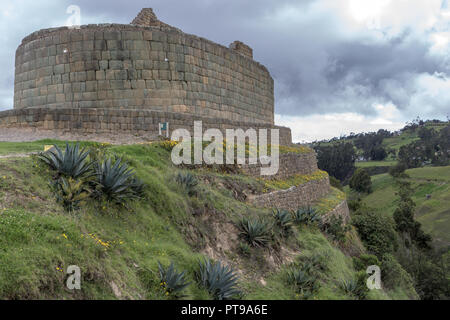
[
  {"left": 353, "top": 166, "right": 450, "bottom": 248},
  {"left": 314, "top": 187, "right": 346, "bottom": 215},
  {"left": 382, "top": 134, "right": 419, "bottom": 152},
  {"left": 356, "top": 161, "right": 397, "bottom": 168},
  {"left": 0, "top": 140, "right": 415, "bottom": 299},
  {"left": 0, "top": 139, "right": 107, "bottom": 156}
]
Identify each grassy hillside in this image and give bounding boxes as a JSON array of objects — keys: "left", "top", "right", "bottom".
[
  {"left": 350, "top": 166, "right": 450, "bottom": 249},
  {"left": 313, "top": 120, "right": 449, "bottom": 172},
  {"left": 381, "top": 121, "right": 448, "bottom": 152},
  {"left": 0, "top": 140, "right": 416, "bottom": 300}
]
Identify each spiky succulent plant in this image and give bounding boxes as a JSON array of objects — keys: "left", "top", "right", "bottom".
[
  {"left": 158, "top": 261, "right": 191, "bottom": 298},
  {"left": 94, "top": 157, "right": 144, "bottom": 204},
  {"left": 39, "top": 143, "right": 93, "bottom": 179},
  {"left": 237, "top": 217, "right": 271, "bottom": 247},
  {"left": 293, "top": 206, "right": 321, "bottom": 225},
  {"left": 175, "top": 172, "right": 198, "bottom": 196},
  {"left": 197, "top": 259, "right": 241, "bottom": 300},
  {"left": 51, "top": 177, "right": 90, "bottom": 212}
]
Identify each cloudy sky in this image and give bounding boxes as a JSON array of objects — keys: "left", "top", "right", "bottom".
[{"left": 1, "top": 0, "right": 450, "bottom": 142}]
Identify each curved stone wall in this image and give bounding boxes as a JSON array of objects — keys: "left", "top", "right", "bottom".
[
  {"left": 241, "top": 152, "right": 319, "bottom": 179},
  {"left": 14, "top": 24, "right": 274, "bottom": 125},
  {"left": 0, "top": 107, "right": 292, "bottom": 145},
  {"left": 249, "top": 177, "right": 331, "bottom": 210}
]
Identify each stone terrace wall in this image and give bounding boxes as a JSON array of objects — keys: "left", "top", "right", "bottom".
[
  {"left": 14, "top": 24, "right": 274, "bottom": 125},
  {"left": 0, "top": 107, "right": 292, "bottom": 145},
  {"left": 249, "top": 177, "right": 330, "bottom": 210},
  {"left": 241, "top": 152, "right": 318, "bottom": 180},
  {"left": 321, "top": 200, "right": 350, "bottom": 224}
]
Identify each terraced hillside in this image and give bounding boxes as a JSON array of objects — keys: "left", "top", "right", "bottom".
[
  {"left": 357, "top": 166, "right": 450, "bottom": 249},
  {"left": 0, "top": 140, "right": 417, "bottom": 299}
]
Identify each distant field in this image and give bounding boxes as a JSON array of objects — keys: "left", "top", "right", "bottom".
[
  {"left": 382, "top": 134, "right": 419, "bottom": 151},
  {"left": 355, "top": 166, "right": 450, "bottom": 248},
  {"left": 355, "top": 161, "right": 397, "bottom": 168}
]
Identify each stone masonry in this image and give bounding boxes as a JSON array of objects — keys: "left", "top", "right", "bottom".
[
  {"left": 0, "top": 107, "right": 292, "bottom": 145},
  {"left": 241, "top": 152, "right": 318, "bottom": 179},
  {"left": 0, "top": 7, "right": 350, "bottom": 224},
  {"left": 249, "top": 178, "right": 331, "bottom": 211},
  {"left": 12, "top": 9, "right": 274, "bottom": 125}
]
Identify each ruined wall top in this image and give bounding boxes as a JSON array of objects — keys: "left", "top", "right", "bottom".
[
  {"left": 131, "top": 8, "right": 172, "bottom": 28},
  {"left": 229, "top": 41, "right": 253, "bottom": 59}
]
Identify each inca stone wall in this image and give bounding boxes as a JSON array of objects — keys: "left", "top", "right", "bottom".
[
  {"left": 250, "top": 177, "right": 331, "bottom": 210},
  {"left": 241, "top": 152, "right": 318, "bottom": 179},
  {"left": 321, "top": 200, "right": 350, "bottom": 224},
  {"left": 0, "top": 107, "right": 292, "bottom": 145},
  {"left": 13, "top": 11, "right": 274, "bottom": 125}
]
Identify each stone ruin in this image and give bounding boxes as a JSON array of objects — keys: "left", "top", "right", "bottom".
[
  {"left": 0, "top": 8, "right": 349, "bottom": 217},
  {"left": 0, "top": 8, "right": 290, "bottom": 144}
]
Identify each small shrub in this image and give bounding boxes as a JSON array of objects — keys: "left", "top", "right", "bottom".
[
  {"left": 176, "top": 172, "right": 198, "bottom": 196},
  {"left": 349, "top": 168, "right": 372, "bottom": 193},
  {"left": 351, "top": 207, "right": 398, "bottom": 257},
  {"left": 381, "top": 254, "right": 415, "bottom": 291},
  {"left": 237, "top": 217, "right": 271, "bottom": 248},
  {"left": 51, "top": 177, "right": 90, "bottom": 212},
  {"left": 160, "top": 140, "right": 179, "bottom": 151},
  {"left": 88, "top": 143, "right": 110, "bottom": 163},
  {"left": 352, "top": 254, "right": 380, "bottom": 272},
  {"left": 238, "top": 242, "right": 251, "bottom": 256},
  {"left": 293, "top": 207, "right": 320, "bottom": 225},
  {"left": 286, "top": 268, "right": 319, "bottom": 298},
  {"left": 329, "top": 176, "right": 343, "bottom": 190},
  {"left": 301, "top": 253, "right": 330, "bottom": 274},
  {"left": 347, "top": 199, "right": 362, "bottom": 212},
  {"left": 197, "top": 259, "right": 241, "bottom": 300},
  {"left": 340, "top": 279, "right": 358, "bottom": 296},
  {"left": 273, "top": 209, "right": 293, "bottom": 237},
  {"left": 389, "top": 162, "right": 408, "bottom": 178},
  {"left": 320, "top": 215, "right": 350, "bottom": 243},
  {"left": 158, "top": 261, "right": 191, "bottom": 299},
  {"left": 39, "top": 143, "right": 93, "bottom": 179},
  {"left": 340, "top": 273, "right": 369, "bottom": 300},
  {"left": 94, "top": 157, "right": 144, "bottom": 205}
]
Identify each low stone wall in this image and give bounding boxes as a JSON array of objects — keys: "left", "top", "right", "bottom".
[
  {"left": 321, "top": 200, "right": 350, "bottom": 224},
  {"left": 0, "top": 107, "right": 292, "bottom": 145},
  {"left": 241, "top": 152, "right": 318, "bottom": 180},
  {"left": 249, "top": 177, "right": 330, "bottom": 210}
]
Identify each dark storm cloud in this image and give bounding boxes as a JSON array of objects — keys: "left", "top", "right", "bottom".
[{"left": 1, "top": 0, "right": 449, "bottom": 121}]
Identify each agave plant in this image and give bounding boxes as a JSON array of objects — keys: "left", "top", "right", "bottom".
[
  {"left": 51, "top": 177, "right": 90, "bottom": 211},
  {"left": 293, "top": 206, "right": 321, "bottom": 225},
  {"left": 273, "top": 209, "right": 293, "bottom": 238},
  {"left": 287, "top": 269, "right": 312, "bottom": 289},
  {"left": 273, "top": 209, "right": 293, "bottom": 228},
  {"left": 340, "top": 279, "right": 358, "bottom": 296},
  {"left": 197, "top": 259, "right": 241, "bottom": 300},
  {"left": 237, "top": 217, "right": 271, "bottom": 248},
  {"left": 175, "top": 172, "right": 198, "bottom": 196},
  {"left": 38, "top": 143, "right": 93, "bottom": 179},
  {"left": 94, "top": 157, "right": 144, "bottom": 204},
  {"left": 158, "top": 261, "right": 191, "bottom": 298},
  {"left": 286, "top": 268, "right": 319, "bottom": 296}
]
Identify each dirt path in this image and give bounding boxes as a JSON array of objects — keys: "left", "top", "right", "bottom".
[
  {"left": 0, "top": 127, "right": 158, "bottom": 145},
  {"left": 0, "top": 153, "right": 36, "bottom": 159}
]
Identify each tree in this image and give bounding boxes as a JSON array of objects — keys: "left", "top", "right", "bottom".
[
  {"left": 369, "top": 145, "right": 387, "bottom": 161},
  {"left": 393, "top": 180, "right": 432, "bottom": 250},
  {"left": 398, "top": 124, "right": 450, "bottom": 168},
  {"left": 315, "top": 142, "right": 356, "bottom": 182},
  {"left": 349, "top": 168, "right": 372, "bottom": 193},
  {"left": 351, "top": 206, "right": 398, "bottom": 257}
]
